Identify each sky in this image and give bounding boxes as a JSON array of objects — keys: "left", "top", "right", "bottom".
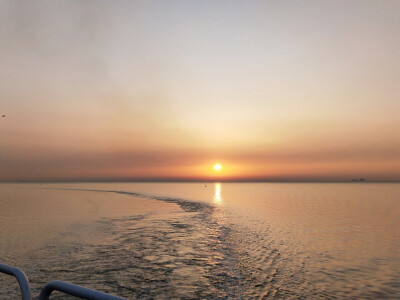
[{"left": 0, "top": 0, "right": 399, "bottom": 181}]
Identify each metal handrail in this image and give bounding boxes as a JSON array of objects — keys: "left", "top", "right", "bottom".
[
  {"left": 38, "top": 280, "right": 126, "bottom": 300},
  {"left": 0, "top": 262, "right": 32, "bottom": 300}
]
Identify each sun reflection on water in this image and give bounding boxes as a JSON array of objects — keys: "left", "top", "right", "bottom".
[{"left": 213, "top": 183, "right": 223, "bottom": 205}]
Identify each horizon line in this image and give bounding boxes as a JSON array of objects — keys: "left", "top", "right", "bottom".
[{"left": 1, "top": 179, "right": 399, "bottom": 184}]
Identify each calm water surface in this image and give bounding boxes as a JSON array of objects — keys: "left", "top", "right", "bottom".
[{"left": 0, "top": 183, "right": 399, "bottom": 299}]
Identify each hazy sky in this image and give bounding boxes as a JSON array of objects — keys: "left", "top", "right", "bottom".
[{"left": 1, "top": 0, "right": 399, "bottom": 181}]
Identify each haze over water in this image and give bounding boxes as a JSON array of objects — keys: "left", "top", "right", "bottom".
[
  {"left": 1, "top": 0, "right": 400, "bottom": 182},
  {"left": 1, "top": 1, "right": 399, "bottom": 299},
  {"left": 1, "top": 182, "right": 399, "bottom": 299}
]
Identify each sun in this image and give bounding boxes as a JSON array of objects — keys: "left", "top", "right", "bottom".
[{"left": 214, "top": 163, "right": 222, "bottom": 171}]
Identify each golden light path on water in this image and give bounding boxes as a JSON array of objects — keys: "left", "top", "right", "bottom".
[{"left": 213, "top": 183, "right": 223, "bottom": 205}]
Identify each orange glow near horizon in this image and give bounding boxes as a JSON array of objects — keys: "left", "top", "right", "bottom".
[{"left": 0, "top": 1, "right": 399, "bottom": 181}]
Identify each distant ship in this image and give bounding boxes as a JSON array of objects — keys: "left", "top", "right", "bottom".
[{"left": 351, "top": 178, "right": 366, "bottom": 182}]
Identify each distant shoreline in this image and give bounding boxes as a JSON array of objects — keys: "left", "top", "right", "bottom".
[{"left": 1, "top": 180, "right": 399, "bottom": 184}]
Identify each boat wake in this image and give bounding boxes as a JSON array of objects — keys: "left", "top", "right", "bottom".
[{"left": 21, "top": 188, "right": 243, "bottom": 299}]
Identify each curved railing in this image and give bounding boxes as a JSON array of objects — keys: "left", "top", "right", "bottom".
[
  {"left": 1, "top": 263, "right": 125, "bottom": 299},
  {"left": 38, "top": 280, "right": 125, "bottom": 300},
  {"left": 0, "top": 263, "right": 32, "bottom": 300}
]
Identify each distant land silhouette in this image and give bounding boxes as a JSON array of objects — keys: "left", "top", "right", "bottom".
[{"left": 351, "top": 178, "right": 366, "bottom": 182}]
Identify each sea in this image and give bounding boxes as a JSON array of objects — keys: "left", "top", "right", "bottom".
[{"left": 0, "top": 182, "right": 399, "bottom": 299}]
